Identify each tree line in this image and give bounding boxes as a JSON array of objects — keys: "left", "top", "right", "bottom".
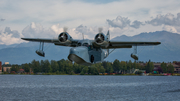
[{"left": 8, "top": 59, "right": 175, "bottom": 75}]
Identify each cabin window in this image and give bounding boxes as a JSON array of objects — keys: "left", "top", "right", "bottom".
[
  {"left": 77, "top": 43, "right": 81, "bottom": 46},
  {"left": 82, "top": 43, "right": 88, "bottom": 46}
]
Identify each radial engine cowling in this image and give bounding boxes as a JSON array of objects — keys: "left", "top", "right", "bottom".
[
  {"left": 94, "top": 33, "right": 109, "bottom": 47},
  {"left": 58, "top": 32, "right": 73, "bottom": 43}
]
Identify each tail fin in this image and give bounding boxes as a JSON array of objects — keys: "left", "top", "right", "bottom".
[
  {"left": 106, "top": 30, "right": 110, "bottom": 41},
  {"left": 106, "top": 30, "right": 110, "bottom": 56}
]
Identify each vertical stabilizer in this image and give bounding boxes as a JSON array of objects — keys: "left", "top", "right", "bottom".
[
  {"left": 106, "top": 30, "right": 110, "bottom": 56},
  {"left": 106, "top": 30, "right": 110, "bottom": 41}
]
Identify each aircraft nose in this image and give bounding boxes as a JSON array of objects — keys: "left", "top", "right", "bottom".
[
  {"left": 68, "top": 47, "right": 90, "bottom": 63},
  {"left": 70, "top": 47, "right": 79, "bottom": 54},
  {"left": 69, "top": 47, "right": 87, "bottom": 55}
]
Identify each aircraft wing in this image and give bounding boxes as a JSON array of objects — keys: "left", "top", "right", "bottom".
[
  {"left": 21, "top": 38, "right": 59, "bottom": 43},
  {"left": 102, "top": 41, "right": 161, "bottom": 49},
  {"left": 21, "top": 38, "right": 78, "bottom": 47}
]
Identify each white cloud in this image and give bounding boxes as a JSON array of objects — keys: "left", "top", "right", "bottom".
[
  {"left": 108, "top": 24, "right": 163, "bottom": 38},
  {"left": 107, "top": 16, "right": 144, "bottom": 29},
  {"left": 106, "top": 13, "right": 180, "bottom": 37},
  {"left": 75, "top": 25, "right": 111, "bottom": 39},
  {"left": 50, "top": 24, "right": 63, "bottom": 34},
  {"left": 1, "top": 0, "right": 180, "bottom": 30},
  {"left": 0, "top": 29, "right": 23, "bottom": 45},
  {"left": 0, "top": 0, "right": 180, "bottom": 44},
  {"left": 0, "top": 19, "right": 5, "bottom": 21},
  {"left": 4, "top": 27, "right": 21, "bottom": 38},
  {"left": 163, "top": 25, "right": 178, "bottom": 33},
  {"left": 22, "top": 22, "right": 57, "bottom": 38},
  {"left": 146, "top": 13, "right": 180, "bottom": 26},
  {"left": 107, "top": 16, "right": 131, "bottom": 29}
]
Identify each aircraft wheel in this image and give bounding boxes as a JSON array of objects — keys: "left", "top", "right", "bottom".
[{"left": 91, "top": 55, "right": 94, "bottom": 63}]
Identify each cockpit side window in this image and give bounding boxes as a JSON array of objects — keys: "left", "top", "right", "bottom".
[
  {"left": 77, "top": 43, "right": 81, "bottom": 46},
  {"left": 82, "top": 43, "right": 88, "bottom": 46}
]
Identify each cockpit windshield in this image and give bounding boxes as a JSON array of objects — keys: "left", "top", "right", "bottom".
[
  {"left": 82, "top": 43, "right": 88, "bottom": 47},
  {"left": 77, "top": 43, "right": 81, "bottom": 46},
  {"left": 77, "top": 40, "right": 92, "bottom": 49},
  {"left": 77, "top": 41, "right": 92, "bottom": 50},
  {"left": 77, "top": 42, "right": 89, "bottom": 47}
]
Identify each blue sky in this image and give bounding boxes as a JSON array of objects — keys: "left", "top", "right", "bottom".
[
  {"left": 0, "top": 0, "right": 180, "bottom": 45},
  {"left": 80, "top": 0, "right": 122, "bottom": 4}
]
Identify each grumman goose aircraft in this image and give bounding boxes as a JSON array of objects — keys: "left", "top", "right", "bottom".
[{"left": 21, "top": 28, "right": 161, "bottom": 65}]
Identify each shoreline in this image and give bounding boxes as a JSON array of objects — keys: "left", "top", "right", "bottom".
[{"left": 1, "top": 73, "right": 180, "bottom": 76}]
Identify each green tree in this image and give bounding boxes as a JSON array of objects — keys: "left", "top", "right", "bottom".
[
  {"left": 40, "top": 60, "right": 45, "bottom": 72},
  {"left": 57, "top": 59, "right": 66, "bottom": 73},
  {"left": 42, "top": 60, "right": 52, "bottom": 73},
  {"left": 31, "top": 60, "right": 41, "bottom": 73},
  {"left": 161, "top": 62, "right": 167, "bottom": 73},
  {"left": 89, "top": 65, "right": 99, "bottom": 75},
  {"left": 132, "top": 62, "right": 139, "bottom": 69},
  {"left": 127, "top": 60, "right": 132, "bottom": 70},
  {"left": 167, "top": 64, "right": 174, "bottom": 73},
  {"left": 51, "top": 60, "right": 59, "bottom": 73},
  {"left": 73, "top": 63, "right": 83, "bottom": 74},
  {"left": 22, "top": 63, "right": 30, "bottom": 73},
  {"left": 99, "top": 66, "right": 105, "bottom": 73},
  {"left": 102, "top": 61, "right": 114, "bottom": 74},
  {"left": 120, "top": 61, "right": 127, "bottom": 74},
  {"left": 64, "top": 60, "right": 73, "bottom": 74},
  {"left": 107, "top": 62, "right": 113, "bottom": 73},
  {"left": 145, "top": 61, "right": 154, "bottom": 73},
  {"left": 80, "top": 66, "right": 89, "bottom": 75},
  {"left": 11, "top": 65, "right": 19, "bottom": 72},
  {"left": 93, "top": 63, "right": 105, "bottom": 73},
  {"left": 113, "top": 59, "right": 120, "bottom": 73}
]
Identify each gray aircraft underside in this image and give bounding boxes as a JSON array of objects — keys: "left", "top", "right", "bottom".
[{"left": 21, "top": 30, "right": 161, "bottom": 66}]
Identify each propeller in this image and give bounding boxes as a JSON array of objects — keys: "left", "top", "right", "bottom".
[
  {"left": 58, "top": 27, "right": 69, "bottom": 42},
  {"left": 60, "top": 33, "right": 67, "bottom": 42},
  {"left": 95, "top": 27, "right": 104, "bottom": 43}
]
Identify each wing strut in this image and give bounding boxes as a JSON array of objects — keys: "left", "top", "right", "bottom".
[
  {"left": 109, "top": 48, "right": 116, "bottom": 55},
  {"left": 36, "top": 42, "right": 45, "bottom": 57},
  {"left": 39, "top": 42, "right": 44, "bottom": 51},
  {"left": 131, "top": 45, "right": 138, "bottom": 61},
  {"left": 134, "top": 45, "right": 137, "bottom": 54}
]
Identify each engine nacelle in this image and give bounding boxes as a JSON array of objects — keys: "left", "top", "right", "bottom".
[
  {"left": 131, "top": 53, "right": 138, "bottom": 60},
  {"left": 94, "top": 33, "right": 109, "bottom": 47},
  {"left": 58, "top": 32, "right": 73, "bottom": 44}
]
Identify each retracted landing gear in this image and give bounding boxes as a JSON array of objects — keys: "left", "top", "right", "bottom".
[
  {"left": 131, "top": 45, "right": 138, "bottom": 61},
  {"left": 36, "top": 42, "right": 45, "bottom": 57}
]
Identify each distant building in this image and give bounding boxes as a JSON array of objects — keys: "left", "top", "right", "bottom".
[
  {"left": 153, "top": 62, "right": 180, "bottom": 73},
  {"left": 153, "top": 67, "right": 163, "bottom": 73},
  {"left": 153, "top": 63, "right": 161, "bottom": 68},
  {"left": 5, "top": 62, "right": 9, "bottom": 65},
  {"left": 169, "top": 63, "right": 180, "bottom": 73},
  {"left": 153, "top": 63, "right": 163, "bottom": 73},
  {"left": 138, "top": 62, "right": 180, "bottom": 73},
  {"left": 18, "top": 69, "right": 25, "bottom": 74},
  {"left": 174, "top": 62, "right": 180, "bottom": 73},
  {"left": 3, "top": 62, "right": 11, "bottom": 73}
]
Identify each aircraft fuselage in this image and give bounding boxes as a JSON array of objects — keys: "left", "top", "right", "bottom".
[{"left": 68, "top": 39, "right": 108, "bottom": 65}]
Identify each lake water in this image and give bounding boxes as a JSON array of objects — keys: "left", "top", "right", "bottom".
[{"left": 0, "top": 75, "right": 180, "bottom": 101}]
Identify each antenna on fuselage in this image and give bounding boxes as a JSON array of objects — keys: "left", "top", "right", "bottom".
[{"left": 82, "top": 33, "right": 84, "bottom": 40}]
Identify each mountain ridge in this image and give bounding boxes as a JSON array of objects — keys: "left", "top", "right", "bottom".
[{"left": 0, "top": 31, "right": 179, "bottom": 64}]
